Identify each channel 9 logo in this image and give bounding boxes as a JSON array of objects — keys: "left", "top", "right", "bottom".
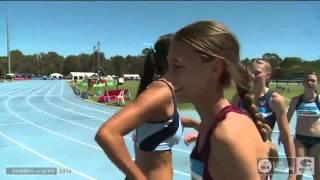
[
  {"left": 257, "top": 158, "right": 273, "bottom": 174},
  {"left": 296, "top": 157, "right": 315, "bottom": 175},
  {"left": 257, "top": 157, "right": 315, "bottom": 175}
]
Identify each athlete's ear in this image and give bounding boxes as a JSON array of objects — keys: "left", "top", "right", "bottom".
[
  {"left": 208, "top": 58, "right": 224, "bottom": 82},
  {"left": 209, "top": 58, "right": 224, "bottom": 80},
  {"left": 266, "top": 72, "right": 272, "bottom": 79}
]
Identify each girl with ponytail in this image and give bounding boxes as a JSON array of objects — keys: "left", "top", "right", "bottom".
[
  {"left": 232, "top": 59, "right": 296, "bottom": 179},
  {"left": 95, "top": 34, "right": 199, "bottom": 180},
  {"left": 167, "top": 20, "right": 281, "bottom": 180},
  {"left": 136, "top": 35, "right": 170, "bottom": 96}
]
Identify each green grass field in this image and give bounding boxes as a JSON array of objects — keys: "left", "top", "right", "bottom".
[{"left": 71, "top": 81, "right": 319, "bottom": 110}]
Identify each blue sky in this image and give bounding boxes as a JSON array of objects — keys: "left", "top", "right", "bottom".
[{"left": 0, "top": 1, "right": 319, "bottom": 60}]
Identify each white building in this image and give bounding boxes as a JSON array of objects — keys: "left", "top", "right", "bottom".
[
  {"left": 105, "top": 75, "right": 114, "bottom": 80},
  {"left": 49, "top": 73, "right": 63, "bottom": 79},
  {"left": 123, "top": 74, "right": 141, "bottom": 80},
  {"left": 69, "top": 72, "right": 98, "bottom": 81}
]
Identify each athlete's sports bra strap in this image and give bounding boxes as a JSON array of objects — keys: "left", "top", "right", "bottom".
[
  {"left": 155, "top": 79, "right": 178, "bottom": 113},
  {"left": 208, "top": 105, "right": 247, "bottom": 135},
  {"left": 190, "top": 105, "right": 248, "bottom": 180},
  {"left": 296, "top": 94, "right": 320, "bottom": 110}
]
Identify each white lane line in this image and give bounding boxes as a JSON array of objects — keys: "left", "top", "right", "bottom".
[
  {"left": 33, "top": 94, "right": 194, "bottom": 155},
  {"left": 1, "top": 145, "right": 19, "bottom": 150},
  {"left": 27, "top": 96, "right": 97, "bottom": 132},
  {"left": 172, "top": 148, "right": 191, "bottom": 154},
  {"left": 32, "top": 83, "right": 193, "bottom": 156},
  {"left": 4, "top": 81, "right": 285, "bottom": 158},
  {"left": 0, "top": 122, "right": 27, "bottom": 126},
  {"left": 45, "top": 92, "right": 105, "bottom": 122},
  {"left": 5, "top": 81, "right": 193, "bottom": 177},
  {"left": 0, "top": 131, "right": 96, "bottom": 180},
  {"left": 45, "top": 82, "right": 59, "bottom": 96},
  {"left": 5, "top": 86, "right": 101, "bottom": 151},
  {"left": 59, "top": 83, "right": 198, "bottom": 155},
  {"left": 174, "top": 170, "right": 190, "bottom": 177},
  {"left": 0, "top": 86, "right": 23, "bottom": 93},
  {"left": 0, "top": 84, "right": 43, "bottom": 96},
  {"left": 0, "top": 95, "right": 62, "bottom": 97},
  {"left": 0, "top": 83, "right": 35, "bottom": 92}
]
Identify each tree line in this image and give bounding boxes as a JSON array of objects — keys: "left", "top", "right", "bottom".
[
  {"left": 242, "top": 53, "right": 320, "bottom": 80},
  {"left": 0, "top": 50, "right": 319, "bottom": 80}
]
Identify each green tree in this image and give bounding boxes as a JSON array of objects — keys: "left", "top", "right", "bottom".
[
  {"left": 286, "top": 65, "right": 304, "bottom": 79},
  {"left": 301, "top": 61, "right": 320, "bottom": 74},
  {"left": 280, "top": 57, "right": 303, "bottom": 69},
  {"left": 90, "top": 51, "right": 107, "bottom": 74},
  {"left": 78, "top": 53, "right": 91, "bottom": 72},
  {"left": 272, "top": 67, "right": 286, "bottom": 79},
  {"left": 110, "top": 56, "right": 125, "bottom": 76},
  {"left": 0, "top": 57, "right": 8, "bottom": 74},
  {"left": 130, "top": 56, "right": 145, "bottom": 76},
  {"left": 63, "top": 55, "right": 81, "bottom": 75},
  {"left": 262, "top": 53, "right": 282, "bottom": 69},
  {"left": 47, "top": 52, "right": 64, "bottom": 74},
  {"left": 0, "top": 63, "right": 3, "bottom": 76},
  {"left": 241, "top": 58, "right": 251, "bottom": 66},
  {"left": 19, "top": 55, "right": 35, "bottom": 74},
  {"left": 10, "top": 50, "right": 25, "bottom": 73},
  {"left": 141, "top": 48, "right": 152, "bottom": 56}
]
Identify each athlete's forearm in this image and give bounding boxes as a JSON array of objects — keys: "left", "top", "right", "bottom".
[
  {"left": 181, "top": 117, "right": 200, "bottom": 130},
  {"left": 282, "top": 135, "right": 296, "bottom": 172}
]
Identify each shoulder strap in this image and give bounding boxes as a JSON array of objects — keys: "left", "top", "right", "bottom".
[
  {"left": 295, "top": 94, "right": 304, "bottom": 109},
  {"left": 265, "top": 90, "right": 274, "bottom": 105},
  {"left": 197, "top": 105, "right": 248, "bottom": 155},
  {"left": 209, "top": 105, "right": 246, "bottom": 134},
  {"left": 155, "top": 79, "right": 178, "bottom": 114},
  {"left": 155, "top": 78, "right": 174, "bottom": 93},
  {"left": 315, "top": 94, "right": 320, "bottom": 110}
]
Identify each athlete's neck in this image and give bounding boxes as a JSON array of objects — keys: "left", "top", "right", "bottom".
[
  {"left": 253, "top": 85, "right": 269, "bottom": 98},
  {"left": 303, "top": 90, "right": 317, "bottom": 102},
  {"left": 194, "top": 95, "right": 230, "bottom": 130}
]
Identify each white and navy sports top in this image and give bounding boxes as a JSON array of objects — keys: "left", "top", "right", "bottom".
[
  {"left": 296, "top": 94, "right": 320, "bottom": 119},
  {"left": 256, "top": 90, "right": 277, "bottom": 129},
  {"left": 133, "top": 79, "right": 183, "bottom": 151},
  {"left": 239, "top": 90, "right": 277, "bottom": 129}
]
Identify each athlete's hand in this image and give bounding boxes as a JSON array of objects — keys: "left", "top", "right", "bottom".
[
  {"left": 184, "top": 132, "right": 198, "bottom": 145},
  {"left": 287, "top": 174, "right": 296, "bottom": 180}
]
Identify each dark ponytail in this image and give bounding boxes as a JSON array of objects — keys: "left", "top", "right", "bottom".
[
  {"left": 136, "top": 34, "right": 173, "bottom": 98},
  {"left": 136, "top": 51, "right": 156, "bottom": 97}
]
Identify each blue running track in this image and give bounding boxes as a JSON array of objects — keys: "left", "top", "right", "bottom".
[{"left": 0, "top": 80, "right": 312, "bottom": 180}]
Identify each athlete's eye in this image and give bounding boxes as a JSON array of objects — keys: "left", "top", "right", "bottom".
[{"left": 173, "top": 64, "right": 183, "bottom": 69}]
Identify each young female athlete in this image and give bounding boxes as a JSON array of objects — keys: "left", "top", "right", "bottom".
[
  {"left": 167, "top": 20, "right": 278, "bottom": 180},
  {"left": 95, "top": 34, "right": 199, "bottom": 180},
  {"left": 287, "top": 72, "right": 320, "bottom": 180}
]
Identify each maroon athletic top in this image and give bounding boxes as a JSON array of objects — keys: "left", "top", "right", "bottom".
[{"left": 190, "top": 105, "right": 247, "bottom": 180}]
